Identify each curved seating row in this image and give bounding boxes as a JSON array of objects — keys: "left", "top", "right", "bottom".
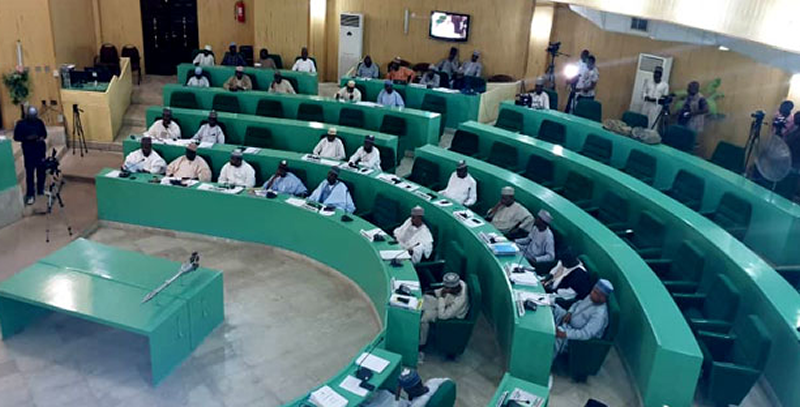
[
  {"left": 177, "top": 63, "right": 318, "bottom": 95},
  {"left": 162, "top": 83, "right": 440, "bottom": 155},
  {"left": 143, "top": 106, "right": 399, "bottom": 171},
  {"left": 451, "top": 122, "right": 800, "bottom": 407},
  {"left": 496, "top": 102, "right": 800, "bottom": 271}
]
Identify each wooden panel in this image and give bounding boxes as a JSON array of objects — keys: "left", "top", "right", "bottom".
[
  {"left": 96, "top": 0, "right": 145, "bottom": 73},
  {"left": 253, "top": 0, "right": 309, "bottom": 69},
  {"left": 197, "top": 0, "right": 254, "bottom": 63},
  {"left": 49, "top": 0, "right": 97, "bottom": 68},
  {"left": 549, "top": 5, "right": 791, "bottom": 157}
]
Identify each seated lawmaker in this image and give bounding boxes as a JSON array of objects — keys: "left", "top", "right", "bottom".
[
  {"left": 393, "top": 206, "right": 433, "bottom": 264},
  {"left": 309, "top": 167, "right": 355, "bottom": 213},
  {"left": 377, "top": 81, "right": 405, "bottom": 108},
  {"left": 419, "top": 65, "right": 440, "bottom": 88},
  {"left": 187, "top": 67, "right": 210, "bottom": 87},
  {"left": 439, "top": 160, "right": 476, "bottom": 207},
  {"left": 515, "top": 209, "right": 555, "bottom": 265},
  {"left": 312, "top": 128, "right": 346, "bottom": 160},
  {"left": 292, "top": 47, "right": 317, "bottom": 73},
  {"left": 144, "top": 108, "right": 181, "bottom": 140},
  {"left": 436, "top": 47, "right": 460, "bottom": 79},
  {"left": 386, "top": 57, "right": 415, "bottom": 83},
  {"left": 420, "top": 272, "right": 468, "bottom": 346},
  {"left": 166, "top": 143, "right": 211, "bottom": 182},
  {"left": 485, "top": 187, "right": 533, "bottom": 236},
  {"left": 123, "top": 137, "right": 165, "bottom": 174},
  {"left": 192, "top": 45, "right": 215, "bottom": 66},
  {"left": 221, "top": 42, "right": 245, "bottom": 66},
  {"left": 364, "top": 368, "right": 451, "bottom": 407},
  {"left": 223, "top": 66, "right": 252, "bottom": 92},
  {"left": 257, "top": 48, "right": 277, "bottom": 70},
  {"left": 355, "top": 55, "right": 379, "bottom": 79},
  {"left": 269, "top": 71, "right": 296, "bottom": 94},
  {"left": 191, "top": 110, "right": 225, "bottom": 145},
  {"left": 458, "top": 50, "right": 483, "bottom": 78},
  {"left": 347, "top": 135, "right": 381, "bottom": 170},
  {"left": 528, "top": 76, "right": 550, "bottom": 110},
  {"left": 263, "top": 160, "right": 308, "bottom": 196},
  {"left": 334, "top": 80, "right": 362, "bottom": 103},
  {"left": 553, "top": 279, "right": 613, "bottom": 359},
  {"left": 218, "top": 149, "right": 255, "bottom": 188},
  {"left": 542, "top": 248, "right": 593, "bottom": 306}
]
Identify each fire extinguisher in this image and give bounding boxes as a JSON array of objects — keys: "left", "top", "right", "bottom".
[{"left": 235, "top": 1, "right": 245, "bottom": 23}]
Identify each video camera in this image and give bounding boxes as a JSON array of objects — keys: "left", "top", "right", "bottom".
[
  {"left": 42, "top": 148, "right": 61, "bottom": 176},
  {"left": 515, "top": 93, "right": 532, "bottom": 108},
  {"left": 751, "top": 110, "right": 766, "bottom": 121},
  {"left": 658, "top": 94, "right": 674, "bottom": 107},
  {"left": 773, "top": 114, "right": 789, "bottom": 133},
  {"left": 546, "top": 42, "right": 561, "bottom": 55}
]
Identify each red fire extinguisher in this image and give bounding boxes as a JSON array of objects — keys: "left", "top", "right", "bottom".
[{"left": 235, "top": 1, "right": 246, "bottom": 23}]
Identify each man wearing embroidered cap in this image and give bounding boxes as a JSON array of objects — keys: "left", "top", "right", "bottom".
[
  {"left": 223, "top": 65, "right": 252, "bottom": 91},
  {"left": 263, "top": 160, "right": 308, "bottom": 196},
  {"left": 528, "top": 76, "right": 550, "bottom": 110},
  {"left": 377, "top": 80, "right": 405, "bottom": 107},
  {"left": 515, "top": 208, "right": 555, "bottom": 265},
  {"left": 193, "top": 45, "right": 215, "bottom": 66},
  {"left": 363, "top": 368, "right": 452, "bottom": 407},
  {"left": 419, "top": 64, "right": 440, "bottom": 88},
  {"left": 166, "top": 142, "right": 211, "bottom": 182},
  {"left": 393, "top": 206, "right": 434, "bottom": 264},
  {"left": 348, "top": 135, "right": 381, "bottom": 170},
  {"left": 312, "top": 127, "right": 346, "bottom": 160},
  {"left": 458, "top": 50, "right": 483, "bottom": 78},
  {"left": 218, "top": 149, "right": 255, "bottom": 187},
  {"left": 144, "top": 107, "right": 181, "bottom": 140},
  {"left": 419, "top": 271, "right": 469, "bottom": 347},
  {"left": 187, "top": 67, "right": 210, "bottom": 87},
  {"left": 486, "top": 186, "right": 534, "bottom": 236},
  {"left": 552, "top": 278, "right": 614, "bottom": 358},
  {"left": 309, "top": 166, "right": 355, "bottom": 213},
  {"left": 439, "top": 160, "right": 477, "bottom": 207},
  {"left": 335, "top": 80, "right": 362, "bottom": 102}
]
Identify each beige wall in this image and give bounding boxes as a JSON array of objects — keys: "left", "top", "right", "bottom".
[
  {"left": 198, "top": 0, "right": 254, "bottom": 63},
  {"left": 254, "top": 0, "right": 310, "bottom": 69},
  {"left": 549, "top": 5, "right": 791, "bottom": 156},
  {"left": 49, "top": 0, "right": 97, "bottom": 68},
  {"left": 96, "top": 0, "right": 144, "bottom": 73}
]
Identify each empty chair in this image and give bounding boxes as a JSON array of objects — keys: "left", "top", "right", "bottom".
[
  {"left": 621, "top": 111, "right": 648, "bottom": 128},
  {"left": 580, "top": 134, "right": 613, "bottom": 164},
  {"left": 567, "top": 292, "right": 619, "bottom": 381},
  {"left": 495, "top": 109, "right": 523, "bottom": 133},
  {"left": 618, "top": 211, "right": 666, "bottom": 259},
  {"left": 537, "top": 120, "right": 566, "bottom": 145},
  {"left": 360, "top": 194, "right": 401, "bottom": 232},
  {"left": 428, "top": 273, "right": 482, "bottom": 358},
  {"left": 696, "top": 315, "right": 772, "bottom": 407},
  {"left": 544, "top": 89, "right": 558, "bottom": 110},
  {"left": 268, "top": 54, "right": 283, "bottom": 69},
  {"left": 338, "top": 108, "right": 365, "bottom": 128},
  {"left": 710, "top": 141, "right": 745, "bottom": 174},
  {"left": 120, "top": 45, "right": 142, "bottom": 85},
  {"left": 297, "top": 103, "right": 324, "bottom": 122},
  {"left": 586, "top": 191, "right": 630, "bottom": 232},
  {"left": 701, "top": 192, "right": 752, "bottom": 240},
  {"left": 485, "top": 141, "right": 518, "bottom": 171},
  {"left": 674, "top": 273, "right": 740, "bottom": 333},
  {"left": 574, "top": 99, "right": 602, "bottom": 122},
  {"left": 406, "top": 157, "right": 441, "bottom": 189},
  {"left": 519, "top": 155, "right": 555, "bottom": 188},
  {"left": 646, "top": 242, "right": 705, "bottom": 293},
  {"left": 663, "top": 170, "right": 704, "bottom": 211},
  {"left": 421, "top": 94, "right": 447, "bottom": 135},
  {"left": 449, "top": 130, "right": 479, "bottom": 157},
  {"left": 169, "top": 91, "right": 198, "bottom": 110},
  {"left": 379, "top": 147, "right": 396, "bottom": 172},
  {"left": 239, "top": 45, "right": 254, "bottom": 66},
  {"left": 256, "top": 99, "right": 284, "bottom": 118},
  {"left": 212, "top": 94, "right": 241, "bottom": 113},
  {"left": 622, "top": 150, "right": 657, "bottom": 185},
  {"left": 94, "top": 43, "right": 121, "bottom": 75},
  {"left": 243, "top": 126, "right": 273, "bottom": 149},
  {"left": 555, "top": 171, "right": 594, "bottom": 209},
  {"left": 379, "top": 115, "right": 407, "bottom": 137},
  {"left": 662, "top": 125, "right": 696, "bottom": 152}
]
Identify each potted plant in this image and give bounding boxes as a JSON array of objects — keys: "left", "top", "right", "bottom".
[{"left": 2, "top": 65, "right": 31, "bottom": 118}]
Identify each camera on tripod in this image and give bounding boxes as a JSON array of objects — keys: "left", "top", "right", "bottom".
[
  {"left": 658, "top": 94, "right": 674, "bottom": 107},
  {"left": 42, "top": 148, "right": 61, "bottom": 176},
  {"left": 546, "top": 42, "right": 562, "bottom": 55},
  {"left": 751, "top": 110, "right": 766, "bottom": 121}
]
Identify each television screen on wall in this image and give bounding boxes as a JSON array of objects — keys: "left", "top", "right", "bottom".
[{"left": 429, "top": 11, "right": 470, "bottom": 42}]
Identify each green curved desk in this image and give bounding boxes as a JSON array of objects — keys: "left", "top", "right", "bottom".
[
  {"left": 177, "top": 63, "right": 318, "bottom": 95},
  {"left": 143, "top": 106, "right": 399, "bottom": 169},
  {"left": 162, "top": 84, "right": 440, "bottom": 155},
  {"left": 0, "top": 138, "right": 22, "bottom": 228},
  {"left": 499, "top": 102, "right": 800, "bottom": 268},
  {"left": 413, "top": 145, "right": 702, "bottom": 407}
]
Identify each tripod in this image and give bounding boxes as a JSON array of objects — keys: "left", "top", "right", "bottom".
[
  {"left": 743, "top": 114, "right": 765, "bottom": 176},
  {"left": 71, "top": 104, "right": 88, "bottom": 157},
  {"left": 44, "top": 167, "right": 73, "bottom": 243},
  {"left": 544, "top": 50, "right": 568, "bottom": 91},
  {"left": 650, "top": 102, "right": 671, "bottom": 135}
]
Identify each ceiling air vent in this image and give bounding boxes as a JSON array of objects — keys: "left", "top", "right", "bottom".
[{"left": 631, "top": 17, "right": 649, "bottom": 32}]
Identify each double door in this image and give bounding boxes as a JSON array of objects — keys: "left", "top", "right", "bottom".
[{"left": 141, "top": 0, "right": 199, "bottom": 75}]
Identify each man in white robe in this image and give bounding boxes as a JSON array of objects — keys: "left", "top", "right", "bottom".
[
  {"left": 640, "top": 66, "right": 669, "bottom": 128},
  {"left": 553, "top": 279, "right": 612, "bottom": 358},
  {"left": 334, "top": 80, "right": 362, "bottom": 102},
  {"left": 309, "top": 166, "right": 355, "bottom": 213},
  {"left": 123, "top": 137, "right": 166, "bottom": 174},
  {"left": 393, "top": 206, "right": 434, "bottom": 264},
  {"left": 144, "top": 108, "right": 181, "bottom": 140},
  {"left": 269, "top": 72, "right": 296, "bottom": 94},
  {"left": 347, "top": 135, "right": 381, "bottom": 170},
  {"left": 192, "top": 110, "right": 225, "bottom": 145},
  {"left": 486, "top": 187, "right": 533, "bottom": 235},
  {"left": 439, "top": 160, "right": 476, "bottom": 207},
  {"left": 528, "top": 76, "right": 550, "bottom": 110},
  {"left": 419, "top": 272, "right": 469, "bottom": 346},
  {"left": 291, "top": 47, "right": 317, "bottom": 73},
  {"left": 223, "top": 66, "right": 252, "bottom": 92},
  {"left": 263, "top": 160, "right": 308, "bottom": 196},
  {"left": 166, "top": 143, "right": 212, "bottom": 181},
  {"left": 186, "top": 67, "right": 210, "bottom": 87},
  {"left": 364, "top": 369, "right": 451, "bottom": 407},
  {"left": 515, "top": 209, "right": 555, "bottom": 264},
  {"left": 312, "top": 128, "right": 346, "bottom": 160},
  {"left": 218, "top": 149, "right": 255, "bottom": 187},
  {"left": 192, "top": 45, "right": 215, "bottom": 66}
]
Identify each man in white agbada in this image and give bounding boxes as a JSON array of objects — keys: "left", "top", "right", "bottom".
[
  {"left": 123, "top": 137, "right": 166, "bottom": 174},
  {"left": 263, "top": 160, "right": 308, "bottom": 196},
  {"left": 348, "top": 135, "right": 381, "bottom": 170},
  {"left": 268, "top": 71, "right": 296, "bottom": 94},
  {"left": 439, "top": 160, "right": 476, "bottom": 206},
  {"left": 552, "top": 279, "right": 613, "bottom": 359},
  {"left": 144, "top": 108, "right": 181, "bottom": 140},
  {"left": 192, "top": 45, "right": 215, "bottom": 66},
  {"left": 291, "top": 47, "right": 317, "bottom": 73},
  {"left": 515, "top": 209, "right": 555, "bottom": 264},
  {"left": 486, "top": 187, "right": 534, "bottom": 235},
  {"left": 640, "top": 66, "right": 669, "bottom": 128},
  {"left": 312, "top": 127, "right": 346, "bottom": 160},
  {"left": 393, "top": 206, "right": 434, "bottom": 264},
  {"left": 218, "top": 149, "right": 255, "bottom": 187},
  {"left": 363, "top": 368, "right": 452, "bottom": 407},
  {"left": 309, "top": 166, "right": 356, "bottom": 213},
  {"left": 334, "top": 80, "right": 362, "bottom": 103},
  {"left": 419, "top": 272, "right": 469, "bottom": 346},
  {"left": 187, "top": 67, "right": 210, "bottom": 87},
  {"left": 191, "top": 110, "right": 225, "bottom": 145},
  {"left": 528, "top": 76, "right": 550, "bottom": 110},
  {"left": 166, "top": 143, "right": 212, "bottom": 181}
]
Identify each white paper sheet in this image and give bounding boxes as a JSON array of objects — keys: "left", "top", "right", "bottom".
[
  {"left": 380, "top": 250, "right": 411, "bottom": 261},
  {"left": 516, "top": 290, "right": 553, "bottom": 306},
  {"left": 309, "top": 385, "right": 348, "bottom": 407},
  {"left": 243, "top": 147, "right": 261, "bottom": 154},
  {"left": 285, "top": 197, "right": 307, "bottom": 207},
  {"left": 360, "top": 228, "right": 386, "bottom": 242},
  {"left": 105, "top": 170, "right": 121, "bottom": 178},
  {"left": 339, "top": 375, "right": 368, "bottom": 397},
  {"left": 355, "top": 353, "right": 390, "bottom": 374}
]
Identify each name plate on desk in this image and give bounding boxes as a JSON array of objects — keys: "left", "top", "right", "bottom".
[
  {"left": 302, "top": 154, "right": 341, "bottom": 167},
  {"left": 196, "top": 183, "right": 244, "bottom": 195},
  {"left": 453, "top": 210, "right": 484, "bottom": 228}
]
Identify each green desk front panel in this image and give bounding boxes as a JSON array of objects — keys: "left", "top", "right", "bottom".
[
  {"left": 95, "top": 169, "right": 420, "bottom": 367},
  {"left": 414, "top": 145, "right": 702, "bottom": 407},
  {"left": 500, "top": 102, "right": 800, "bottom": 267},
  {"left": 177, "top": 63, "right": 318, "bottom": 95},
  {"left": 162, "top": 84, "right": 440, "bottom": 155},
  {"left": 342, "top": 77, "right": 479, "bottom": 129},
  {"left": 144, "top": 106, "right": 400, "bottom": 166},
  {"left": 0, "top": 138, "right": 17, "bottom": 191},
  {"left": 487, "top": 373, "right": 549, "bottom": 407}
]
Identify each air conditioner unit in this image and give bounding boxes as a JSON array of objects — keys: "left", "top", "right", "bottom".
[
  {"left": 338, "top": 13, "right": 364, "bottom": 80},
  {"left": 630, "top": 53, "right": 673, "bottom": 113}
]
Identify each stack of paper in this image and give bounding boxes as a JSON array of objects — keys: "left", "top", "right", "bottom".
[
  {"left": 355, "top": 353, "right": 390, "bottom": 374},
  {"left": 105, "top": 170, "right": 121, "bottom": 178},
  {"left": 516, "top": 290, "right": 552, "bottom": 306},
  {"left": 380, "top": 250, "right": 411, "bottom": 261},
  {"left": 309, "top": 386, "right": 348, "bottom": 407},
  {"left": 509, "top": 388, "right": 545, "bottom": 407},
  {"left": 339, "top": 375, "right": 367, "bottom": 397},
  {"left": 198, "top": 141, "right": 214, "bottom": 149},
  {"left": 391, "top": 279, "right": 421, "bottom": 293},
  {"left": 360, "top": 228, "right": 386, "bottom": 242},
  {"left": 285, "top": 197, "right": 307, "bottom": 207},
  {"left": 509, "top": 271, "right": 539, "bottom": 287}
]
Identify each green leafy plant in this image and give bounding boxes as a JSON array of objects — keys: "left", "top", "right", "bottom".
[
  {"left": 672, "top": 78, "right": 726, "bottom": 121},
  {"left": 2, "top": 66, "right": 31, "bottom": 107}
]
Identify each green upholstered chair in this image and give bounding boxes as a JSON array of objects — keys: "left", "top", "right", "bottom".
[
  {"left": 485, "top": 141, "right": 519, "bottom": 171},
  {"left": 284, "top": 77, "right": 299, "bottom": 94},
  {"left": 518, "top": 155, "right": 555, "bottom": 188},
  {"left": 553, "top": 171, "right": 594, "bottom": 209},
  {"left": 429, "top": 273, "right": 482, "bottom": 358},
  {"left": 380, "top": 115, "right": 407, "bottom": 138},
  {"left": 674, "top": 273, "right": 740, "bottom": 333},
  {"left": 243, "top": 126, "right": 273, "bottom": 149},
  {"left": 662, "top": 125, "right": 696, "bottom": 153},
  {"left": 621, "top": 111, "right": 648, "bottom": 129},
  {"left": 406, "top": 157, "right": 442, "bottom": 190},
  {"left": 574, "top": 99, "right": 602, "bottom": 122},
  {"left": 585, "top": 191, "right": 630, "bottom": 232},
  {"left": 697, "top": 315, "right": 772, "bottom": 406},
  {"left": 622, "top": 149, "right": 657, "bottom": 185},
  {"left": 267, "top": 54, "right": 283, "bottom": 69},
  {"left": 701, "top": 192, "right": 751, "bottom": 241},
  {"left": 618, "top": 210, "right": 666, "bottom": 259},
  {"left": 567, "top": 292, "right": 619, "bottom": 381},
  {"left": 169, "top": 91, "right": 198, "bottom": 110},
  {"left": 425, "top": 379, "right": 457, "bottom": 407},
  {"left": 710, "top": 141, "right": 745, "bottom": 174},
  {"left": 256, "top": 99, "right": 284, "bottom": 118},
  {"left": 646, "top": 241, "right": 705, "bottom": 294},
  {"left": 421, "top": 93, "right": 447, "bottom": 135},
  {"left": 358, "top": 193, "right": 402, "bottom": 233},
  {"left": 338, "top": 108, "right": 365, "bottom": 129},
  {"left": 379, "top": 146, "right": 396, "bottom": 172},
  {"left": 297, "top": 103, "right": 324, "bottom": 122},
  {"left": 495, "top": 109, "right": 523, "bottom": 133},
  {"left": 662, "top": 169, "right": 705, "bottom": 211},
  {"left": 415, "top": 240, "right": 467, "bottom": 286},
  {"left": 212, "top": 93, "right": 241, "bottom": 113},
  {"left": 544, "top": 89, "right": 558, "bottom": 110},
  {"left": 537, "top": 120, "right": 566, "bottom": 146},
  {"left": 245, "top": 73, "right": 259, "bottom": 89},
  {"left": 579, "top": 134, "right": 613, "bottom": 165},
  {"left": 449, "top": 130, "right": 479, "bottom": 157}
]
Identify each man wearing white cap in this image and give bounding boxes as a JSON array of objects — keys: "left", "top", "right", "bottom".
[
  {"left": 486, "top": 186, "right": 534, "bottom": 236},
  {"left": 348, "top": 135, "right": 381, "bottom": 170},
  {"left": 363, "top": 368, "right": 452, "bottom": 407},
  {"left": 528, "top": 76, "right": 550, "bottom": 110},
  {"left": 187, "top": 67, "right": 210, "bottom": 87},
  {"left": 419, "top": 272, "right": 469, "bottom": 346},
  {"left": 263, "top": 160, "right": 307, "bottom": 196},
  {"left": 269, "top": 71, "right": 296, "bottom": 94},
  {"left": 166, "top": 143, "right": 212, "bottom": 182},
  {"left": 193, "top": 45, "right": 215, "bottom": 66},
  {"left": 123, "top": 137, "right": 166, "bottom": 175},
  {"left": 552, "top": 279, "right": 613, "bottom": 358},
  {"left": 309, "top": 167, "right": 356, "bottom": 213},
  {"left": 515, "top": 209, "right": 555, "bottom": 264},
  {"left": 218, "top": 149, "right": 255, "bottom": 187},
  {"left": 223, "top": 66, "right": 252, "bottom": 92},
  {"left": 393, "top": 206, "right": 434, "bottom": 264},
  {"left": 334, "top": 80, "right": 362, "bottom": 102},
  {"left": 377, "top": 80, "right": 405, "bottom": 107},
  {"left": 144, "top": 107, "right": 181, "bottom": 140},
  {"left": 191, "top": 110, "right": 225, "bottom": 145},
  {"left": 439, "top": 160, "right": 477, "bottom": 207},
  {"left": 458, "top": 50, "right": 483, "bottom": 78},
  {"left": 312, "top": 127, "right": 346, "bottom": 160},
  {"left": 419, "top": 65, "right": 441, "bottom": 88}
]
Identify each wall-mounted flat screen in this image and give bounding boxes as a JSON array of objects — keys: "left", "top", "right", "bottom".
[{"left": 429, "top": 11, "right": 470, "bottom": 42}]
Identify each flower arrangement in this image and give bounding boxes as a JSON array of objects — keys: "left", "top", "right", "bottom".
[{"left": 2, "top": 65, "right": 31, "bottom": 108}]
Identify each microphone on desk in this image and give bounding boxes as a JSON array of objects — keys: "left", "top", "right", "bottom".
[
  {"left": 391, "top": 243, "right": 419, "bottom": 268},
  {"left": 355, "top": 335, "right": 386, "bottom": 383}
]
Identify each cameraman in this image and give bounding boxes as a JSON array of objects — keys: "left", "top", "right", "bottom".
[
  {"left": 641, "top": 66, "right": 669, "bottom": 128},
  {"left": 13, "top": 106, "right": 47, "bottom": 206},
  {"left": 772, "top": 100, "right": 795, "bottom": 138},
  {"left": 677, "top": 81, "right": 709, "bottom": 134}
]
